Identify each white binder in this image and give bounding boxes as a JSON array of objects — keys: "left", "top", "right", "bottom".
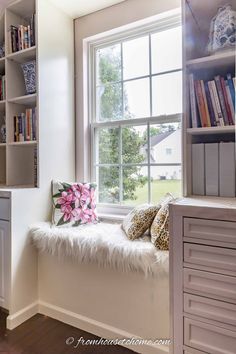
[
  {"left": 192, "top": 143, "right": 205, "bottom": 196},
  {"left": 219, "top": 142, "right": 235, "bottom": 197},
  {"left": 205, "top": 143, "right": 219, "bottom": 196}
]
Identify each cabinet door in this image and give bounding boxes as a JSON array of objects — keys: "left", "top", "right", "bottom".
[{"left": 0, "top": 220, "right": 10, "bottom": 310}]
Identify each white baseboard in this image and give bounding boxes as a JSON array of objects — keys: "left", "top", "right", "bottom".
[
  {"left": 7, "top": 301, "right": 38, "bottom": 330},
  {"left": 38, "top": 300, "right": 169, "bottom": 354}
]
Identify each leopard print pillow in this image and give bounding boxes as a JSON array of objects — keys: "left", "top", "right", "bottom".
[
  {"left": 122, "top": 204, "right": 160, "bottom": 240},
  {"left": 150, "top": 194, "right": 174, "bottom": 250}
]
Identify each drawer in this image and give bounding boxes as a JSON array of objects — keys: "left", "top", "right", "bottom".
[
  {"left": 0, "top": 198, "right": 10, "bottom": 221},
  {"left": 184, "top": 268, "right": 236, "bottom": 302},
  {"left": 184, "top": 243, "right": 236, "bottom": 273},
  {"left": 184, "top": 218, "right": 236, "bottom": 246},
  {"left": 184, "top": 347, "right": 205, "bottom": 354},
  {"left": 184, "top": 293, "right": 236, "bottom": 326},
  {"left": 184, "top": 317, "right": 236, "bottom": 354}
]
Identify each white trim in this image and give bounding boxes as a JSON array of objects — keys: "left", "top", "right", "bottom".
[
  {"left": 82, "top": 9, "right": 182, "bottom": 211},
  {"left": 6, "top": 301, "right": 38, "bottom": 330},
  {"left": 84, "top": 8, "right": 181, "bottom": 48},
  {"left": 39, "top": 300, "right": 169, "bottom": 354}
]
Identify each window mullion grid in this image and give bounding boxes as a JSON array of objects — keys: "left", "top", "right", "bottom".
[
  {"left": 119, "top": 125, "right": 123, "bottom": 204},
  {"left": 147, "top": 123, "right": 151, "bottom": 204},
  {"left": 148, "top": 34, "right": 152, "bottom": 204}
]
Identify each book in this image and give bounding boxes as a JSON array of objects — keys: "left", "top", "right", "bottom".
[
  {"left": 209, "top": 80, "right": 224, "bottom": 126},
  {"left": 189, "top": 74, "right": 198, "bottom": 128},
  {"left": 192, "top": 143, "right": 205, "bottom": 195},
  {"left": 225, "top": 80, "right": 235, "bottom": 124},
  {"left": 227, "top": 74, "right": 235, "bottom": 109},
  {"left": 214, "top": 75, "right": 229, "bottom": 125},
  {"left": 205, "top": 143, "right": 219, "bottom": 196},
  {"left": 200, "top": 80, "right": 211, "bottom": 127},
  {"left": 219, "top": 142, "right": 236, "bottom": 197},
  {"left": 9, "top": 14, "right": 35, "bottom": 53},
  {"left": 220, "top": 77, "right": 234, "bottom": 125},
  {"left": 195, "top": 80, "right": 209, "bottom": 127},
  {"left": 14, "top": 108, "right": 36, "bottom": 142},
  {"left": 205, "top": 82, "right": 216, "bottom": 126}
]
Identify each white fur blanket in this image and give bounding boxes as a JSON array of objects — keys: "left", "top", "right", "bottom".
[{"left": 30, "top": 222, "right": 169, "bottom": 276}]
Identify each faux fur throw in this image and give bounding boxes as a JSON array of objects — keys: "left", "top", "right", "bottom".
[{"left": 30, "top": 222, "right": 169, "bottom": 277}]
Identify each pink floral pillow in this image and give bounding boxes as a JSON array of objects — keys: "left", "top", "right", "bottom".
[{"left": 52, "top": 181, "right": 98, "bottom": 227}]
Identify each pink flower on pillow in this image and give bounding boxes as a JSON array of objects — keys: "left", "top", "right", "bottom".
[{"left": 53, "top": 182, "right": 98, "bottom": 227}]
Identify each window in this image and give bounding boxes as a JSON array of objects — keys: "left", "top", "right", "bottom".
[{"left": 90, "top": 20, "right": 182, "bottom": 206}]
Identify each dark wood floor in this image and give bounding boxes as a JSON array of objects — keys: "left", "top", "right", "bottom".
[{"left": 0, "top": 309, "right": 135, "bottom": 354}]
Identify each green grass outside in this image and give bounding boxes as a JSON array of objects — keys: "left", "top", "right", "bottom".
[{"left": 124, "top": 179, "right": 181, "bottom": 205}]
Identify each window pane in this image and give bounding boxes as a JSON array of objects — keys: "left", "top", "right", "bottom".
[
  {"left": 96, "top": 83, "right": 122, "bottom": 121},
  {"left": 123, "top": 36, "right": 149, "bottom": 80},
  {"left": 96, "top": 44, "right": 121, "bottom": 85},
  {"left": 152, "top": 71, "right": 182, "bottom": 116},
  {"left": 97, "top": 128, "right": 119, "bottom": 164},
  {"left": 151, "top": 167, "right": 181, "bottom": 203},
  {"left": 149, "top": 123, "right": 181, "bottom": 202},
  {"left": 123, "top": 166, "right": 148, "bottom": 205},
  {"left": 124, "top": 78, "right": 150, "bottom": 118},
  {"left": 122, "top": 125, "right": 146, "bottom": 164},
  {"left": 98, "top": 166, "right": 120, "bottom": 203},
  {"left": 151, "top": 26, "right": 182, "bottom": 74}
]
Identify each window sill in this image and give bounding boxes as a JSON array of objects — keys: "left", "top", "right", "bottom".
[{"left": 98, "top": 213, "right": 125, "bottom": 223}]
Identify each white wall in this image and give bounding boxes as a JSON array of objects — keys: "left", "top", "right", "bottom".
[
  {"left": 74, "top": 0, "right": 181, "bottom": 181},
  {"left": 7, "top": 0, "right": 75, "bottom": 320}
]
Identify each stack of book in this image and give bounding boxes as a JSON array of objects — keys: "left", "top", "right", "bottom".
[
  {"left": 189, "top": 73, "right": 235, "bottom": 128},
  {"left": 9, "top": 13, "right": 35, "bottom": 53},
  {"left": 0, "top": 75, "right": 5, "bottom": 101},
  {"left": 192, "top": 142, "right": 235, "bottom": 197},
  {"left": 14, "top": 108, "right": 37, "bottom": 142}
]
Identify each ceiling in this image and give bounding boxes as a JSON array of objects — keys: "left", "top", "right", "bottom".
[
  {"left": 0, "top": 0, "right": 126, "bottom": 18},
  {"left": 50, "top": 0, "right": 125, "bottom": 18}
]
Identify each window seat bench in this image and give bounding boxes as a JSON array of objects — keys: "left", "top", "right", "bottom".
[{"left": 30, "top": 221, "right": 169, "bottom": 276}]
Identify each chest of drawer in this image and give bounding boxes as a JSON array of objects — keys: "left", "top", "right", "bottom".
[
  {"left": 184, "top": 268, "right": 236, "bottom": 303},
  {"left": 184, "top": 317, "right": 236, "bottom": 354},
  {"left": 184, "top": 293, "right": 236, "bottom": 326},
  {"left": 184, "top": 218, "right": 236, "bottom": 246},
  {"left": 184, "top": 347, "right": 206, "bottom": 354},
  {"left": 0, "top": 198, "right": 10, "bottom": 221},
  {"left": 184, "top": 243, "right": 236, "bottom": 274}
]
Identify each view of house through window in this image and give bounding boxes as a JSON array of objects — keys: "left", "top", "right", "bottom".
[{"left": 91, "top": 24, "right": 182, "bottom": 205}]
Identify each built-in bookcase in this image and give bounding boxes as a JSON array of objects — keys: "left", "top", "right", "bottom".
[
  {"left": 183, "top": 0, "right": 236, "bottom": 197},
  {"left": 0, "top": 0, "right": 37, "bottom": 188}
]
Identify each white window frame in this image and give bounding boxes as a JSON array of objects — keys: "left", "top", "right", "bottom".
[{"left": 87, "top": 11, "right": 182, "bottom": 215}]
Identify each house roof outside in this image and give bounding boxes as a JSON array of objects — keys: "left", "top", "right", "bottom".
[{"left": 150, "top": 130, "right": 174, "bottom": 147}]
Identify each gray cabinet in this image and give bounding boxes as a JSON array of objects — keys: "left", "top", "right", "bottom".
[{"left": 0, "top": 196, "right": 11, "bottom": 310}]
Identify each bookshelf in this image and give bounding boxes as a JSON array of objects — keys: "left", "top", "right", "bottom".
[
  {"left": 0, "top": 0, "right": 37, "bottom": 187},
  {"left": 183, "top": 0, "right": 236, "bottom": 197}
]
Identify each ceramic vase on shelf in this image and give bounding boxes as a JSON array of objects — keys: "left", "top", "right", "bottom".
[
  {"left": 0, "top": 117, "right": 6, "bottom": 144},
  {"left": 21, "top": 60, "right": 36, "bottom": 95},
  {"left": 207, "top": 4, "right": 236, "bottom": 54}
]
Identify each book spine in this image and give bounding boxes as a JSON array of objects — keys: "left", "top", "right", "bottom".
[
  {"left": 189, "top": 74, "right": 198, "bottom": 128},
  {"left": 14, "top": 116, "right": 17, "bottom": 142},
  {"left": 225, "top": 80, "right": 235, "bottom": 124},
  {"left": 26, "top": 109, "right": 30, "bottom": 141},
  {"left": 195, "top": 80, "right": 207, "bottom": 127},
  {"left": 221, "top": 77, "right": 233, "bottom": 125},
  {"left": 214, "top": 75, "right": 229, "bottom": 125},
  {"left": 18, "top": 114, "right": 23, "bottom": 142},
  {"left": 205, "top": 82, "right": 216, "bottom": 127},
  {"left": 210, "top": 80, "right": 224, "bottom": 126},
  {"left": 28, "top": 25, "right": 31, "bottom": 48},
  {"left": 200, "top": 80, "right": 211, "bottom": 127},
  {"left": 208, "top": 81, "right": 220, "bottom": 126},
  {"left": 21, "top": 25, "right": 24, "bottom": 50},
  {"left": 227, "top": 73, "right": 235, "bottom": 109}
]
